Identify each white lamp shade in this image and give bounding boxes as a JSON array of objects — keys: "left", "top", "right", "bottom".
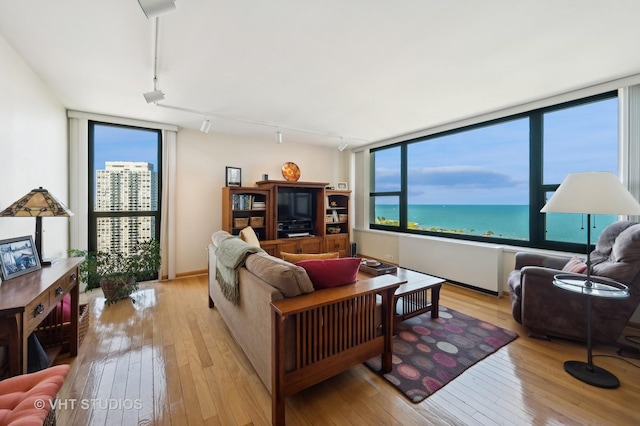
[
  {"left": 138, "top": 0, "right": 177, "bottom": 19},
  {"left": 541, "top": 172, "right": 640, "bottom": 215}
]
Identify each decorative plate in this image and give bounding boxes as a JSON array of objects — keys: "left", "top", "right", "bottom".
[{"left": 281, "top": 162, "right": 301, "bottom": 182}]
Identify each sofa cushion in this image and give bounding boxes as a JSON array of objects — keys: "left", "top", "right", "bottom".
[
  {"left": 239, "top": 226, "right": 261, "bottom": 248},
  {"left": 296, "top": 257, "right": 361, "bottom": 290},
  {"left": 281, "top": 251, "right": 338, "bottom": 263},
  {"left": 561, "top": 257, "right": 587, "bottom": 274},
  {"left": 245, "top": 252, "right": 315, "bottom": 297}
]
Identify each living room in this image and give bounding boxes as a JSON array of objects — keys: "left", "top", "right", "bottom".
[{"left": 1, "top": 1, "right": 640, "bottom": 425}]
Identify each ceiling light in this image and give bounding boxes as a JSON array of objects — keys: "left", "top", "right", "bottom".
[
  {"left": 338, "top": 138, "right": 348, "bottom": 151},
  {"left": 276, "top": 130, "right": 283, "bottom": 144},
  {"left": 200, "top": 119, "right": 212, "bottom": 134},
  {"left": 143, "top": 89, "right": 165, "bottom": 104},
  {"left": 138, "top": 0, "right": 177, "bottom": 19}
]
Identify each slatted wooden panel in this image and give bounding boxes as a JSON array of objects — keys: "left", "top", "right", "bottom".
[{"left": 294, "top": 293, "right": 378, "bottom": 369}]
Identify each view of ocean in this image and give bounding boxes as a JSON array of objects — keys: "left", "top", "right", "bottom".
[{"left": 375, "top": 204, "right": 617, "bottom": 244}]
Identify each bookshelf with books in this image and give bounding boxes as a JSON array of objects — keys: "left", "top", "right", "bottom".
[
  {"left": 325, "top": 189, "right": 351, "bottom": 257},
  {"left": 222, "top": 187, "right": 271, "bottom": 240}
]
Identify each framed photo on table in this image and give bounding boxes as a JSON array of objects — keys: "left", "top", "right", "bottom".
[
  {"left": 337, "top": 182, "right": 348, "bottom": 190},
  {"left": 0, "top": 235, "right": 41, "bottom": 280},
  {"left": 226, "top": 166, "right": 242, "bottom": 187}
]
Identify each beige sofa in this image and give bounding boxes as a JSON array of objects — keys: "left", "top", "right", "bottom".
[{"left": 207, "top": 230, "right": 404, "bottom": 425}]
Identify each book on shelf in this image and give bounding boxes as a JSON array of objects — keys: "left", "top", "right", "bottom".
[{"left": 231, "top": 194, "right": 265, "bottom": 210}]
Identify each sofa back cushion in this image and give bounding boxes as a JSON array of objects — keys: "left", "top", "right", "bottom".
[
  {"left": 296, "top": 257, "right": 362, "bottom": 290},
  {"left": 281, "top": 251, "right": 338, "bottom": 263},
  {"left": 592, "top": 222, "right": 640, "bottom": 287},
  {"left": 245, "top": 252, "right": 315, "bottom": 297}
]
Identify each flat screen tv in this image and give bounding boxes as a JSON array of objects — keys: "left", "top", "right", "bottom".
[{"left": 277, "top": 188, "right": 314, "bottom": 222}]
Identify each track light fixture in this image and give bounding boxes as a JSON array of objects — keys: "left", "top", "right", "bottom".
[
  {"left": 200, "top": 118, "right": 212, "bottom": 134},
  {"left": 276, "top": 129, "right": 283, "bottom": 144},
  {"left": 143, "top": 89, "right": 165, "bottom": 104},
  {"left": 338, "top": 137, "right": 348, "bottom": 152},
  {"left": 138, "top": 0, "right": 177, "bottom": 19}
]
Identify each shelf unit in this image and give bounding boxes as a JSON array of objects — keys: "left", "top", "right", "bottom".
[
  {"left": 221, "top": 187, "right": 271, "bottom": 241},
  {"left": 325, "top": 189, "right": 351, "bottom": 257},
  {"left": 221, "top": 181, "right": 351, "bottom": 258}
]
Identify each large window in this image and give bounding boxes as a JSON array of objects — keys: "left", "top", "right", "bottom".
[
  {"left": 371, "top": 92, "right": 619, "bottom": 251},
  {"left": 89, "top": 122, "right": 162, "bottom": 256}
]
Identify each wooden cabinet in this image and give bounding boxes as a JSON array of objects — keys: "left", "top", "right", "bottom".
[
  {"left": 278, "top": 236, "right": 324, "bottom": 255},
  {"left": 325, "top": 234, "right": 350, "bottom": 257},
  {"left": 221, "top": 181, "right": 351, "bottom": 258},
  {"left": 221, "top": 187, "right": 271, "bottom": 241},
  {"left": 0, "top": 258, "right": 81, "bottom": 376}
]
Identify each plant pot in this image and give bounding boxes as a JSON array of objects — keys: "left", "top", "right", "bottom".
[{"left": 100, "top": 276, "right": 136, "bottom": 304}]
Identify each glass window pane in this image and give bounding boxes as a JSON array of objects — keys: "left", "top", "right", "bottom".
[
  {"left": 371, "top": 196, "right": 400, "bottom": 227},
  {"left": 406, "top": 118, "right": 530, "bottom": 240},
  {"left": 90, "top": 123, "right": 161, "bottom": 258},
  {"left": 544, "top": 191, "right": 617, "bottom": 245},
  {"left": 93, "top": 124, "right": 160, "bottom": 213},
  {"left": 371, "top": 146, "right": 401, "bottom": 192},
  {"left": 96, "top": 216, "right": 157, "bottom": 253},
  {"left": 543, "top": 98, "right": 618, "bottom": 185}
]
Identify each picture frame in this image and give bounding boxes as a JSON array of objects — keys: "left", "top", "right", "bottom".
[
  {"left": 226, "top": 166, "right": 242, "bottom": 187},
  {"left": 0, "top": 235, "right": 41, "bottom": 280},
  {"left": 337, "top": 182, "right": 348, "bottom": 190}
]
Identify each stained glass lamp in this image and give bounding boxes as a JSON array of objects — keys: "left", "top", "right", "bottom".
[{"left": 1, "top": 187, "right": 74, "bottom": 265}]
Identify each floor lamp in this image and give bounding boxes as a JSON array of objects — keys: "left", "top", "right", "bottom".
[
  {"left": 541, "top": 171, "right": 640, "bottom": 388},
  {"left": 1, "top": 187, "right": 74, "bottom": 265}
]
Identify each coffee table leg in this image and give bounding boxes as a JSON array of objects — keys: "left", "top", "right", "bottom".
[{"left": 431, "top": 284, "right": 441, "bottom": 318}]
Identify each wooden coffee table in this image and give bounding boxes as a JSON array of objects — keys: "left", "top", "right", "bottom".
[{"left": 359, "top": 266, "right": 445, "bottom": 333}]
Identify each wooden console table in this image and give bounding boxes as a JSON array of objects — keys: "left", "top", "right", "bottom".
[{"left": 0, "top": 257, "right": 82, "bottom": 376}]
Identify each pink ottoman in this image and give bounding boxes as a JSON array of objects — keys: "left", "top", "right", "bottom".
[{"left": 0, "top": 364, "right": 69, "bottom": 426}]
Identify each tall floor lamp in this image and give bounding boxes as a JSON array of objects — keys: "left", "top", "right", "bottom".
[
  {"left": 1, "top": 187, "right": 74, "bottom": 265},
  {"left": 541, "top": 171, "right": 640, "bottom": 387}
]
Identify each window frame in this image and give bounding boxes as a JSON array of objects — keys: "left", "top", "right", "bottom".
[
  {"left": 88, "top": 121, "right": 162, "bottom": 253},
  {"left": 370, "top": 91, "right": 618, "bottom": 252}
]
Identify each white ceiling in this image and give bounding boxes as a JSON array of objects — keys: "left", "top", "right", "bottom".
[{"left": 2, "top": 0, "right": 640, "bottom": 149}]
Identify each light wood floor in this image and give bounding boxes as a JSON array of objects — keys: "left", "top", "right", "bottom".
[{"left": 55, "top": 275, "right": 640, "bottom": 425}]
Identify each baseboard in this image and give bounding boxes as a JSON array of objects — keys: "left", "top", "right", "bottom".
[{"left": 175, "top": 269, "right": 208, "bottom": 278}]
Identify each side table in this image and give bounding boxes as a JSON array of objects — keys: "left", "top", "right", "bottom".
[{"left": 553, "top": 273, "right": 629, "bottom": 388}]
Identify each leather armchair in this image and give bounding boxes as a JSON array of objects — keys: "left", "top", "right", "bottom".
[{"left": 508, "top": 221, "right": 640, "bottom": 344}]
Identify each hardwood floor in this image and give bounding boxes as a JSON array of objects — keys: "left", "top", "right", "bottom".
[{"left": 55, "top": 275, "right": 640, "bottom": 425}]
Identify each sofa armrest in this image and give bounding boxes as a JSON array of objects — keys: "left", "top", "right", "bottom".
[
  {"left": 270, "top": 274, "right": 404, "bottom": 426},
  {"left": 514, "top": 252, "right": 572, "bottom": 270}
]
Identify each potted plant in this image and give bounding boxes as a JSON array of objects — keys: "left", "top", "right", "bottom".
[{"left": 69, "top": 239, "right": 161, "bottom": 305}]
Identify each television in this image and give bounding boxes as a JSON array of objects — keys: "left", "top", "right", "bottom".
[{"left": 277, "top": 188, "right": 315, "bottom": 222}]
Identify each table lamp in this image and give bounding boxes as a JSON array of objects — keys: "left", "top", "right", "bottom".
[
  {"left": 1, "top": 187, "right": 74, "bottom": 265},
  {"left": 541, "top": 171, "right": 640, "bottom": 387}
]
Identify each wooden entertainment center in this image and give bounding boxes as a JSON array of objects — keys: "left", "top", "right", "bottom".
[{"left": 222, "top": 180, "right": 351, "bottom": 257}]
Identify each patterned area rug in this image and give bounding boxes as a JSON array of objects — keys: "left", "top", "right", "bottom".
[{"left": 365, "top": 306, "right": 518, "bottom": 403}]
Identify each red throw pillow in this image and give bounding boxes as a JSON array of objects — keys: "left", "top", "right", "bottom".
[{"left": 296, "top": 257, "right": 361, "bottom": 290}]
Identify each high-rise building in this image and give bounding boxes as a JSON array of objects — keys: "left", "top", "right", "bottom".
[{"left": 95, "top": 161, "right": 158, "bottom": 254}]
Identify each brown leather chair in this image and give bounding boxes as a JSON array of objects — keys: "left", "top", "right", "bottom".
[{"left": 508, "top": 221, "right": 640, "bottom": 344}]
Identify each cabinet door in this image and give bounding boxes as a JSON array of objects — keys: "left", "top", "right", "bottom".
[
  {"left": 300, "top": 237, "right": 323, "bottom": 254},
  {"left": 278, "top": 240, "right": 301, "bottom": 254},
  {"left": 325, "top": 235, "right": 349, "bottom": 257}
]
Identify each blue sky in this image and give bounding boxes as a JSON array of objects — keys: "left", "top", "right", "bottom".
[
  {"left": 93, "top": 124, "right": 159, "bottom": 172},
  {"left": 374, "top": 97, "right": 618, "bottom": 204}
]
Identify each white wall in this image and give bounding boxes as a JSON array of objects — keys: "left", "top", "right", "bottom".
[
  {"left": 174, "top": 128, "right": 350, "bottom": 274},
  {"left": 0, "top": 35, "right": 69, "bottom": 259}
]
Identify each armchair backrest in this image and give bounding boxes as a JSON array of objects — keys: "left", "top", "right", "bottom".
[{"left": 591, "top": 221, "right": 640, "bottom": 290}]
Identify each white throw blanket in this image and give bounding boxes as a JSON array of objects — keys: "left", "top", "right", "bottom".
[{"left": 215, "top": 237, "right": 264, "bottom": 304}]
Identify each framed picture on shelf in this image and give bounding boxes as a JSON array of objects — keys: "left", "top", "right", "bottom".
[
  {"left": 0, "top": 235, "right": 41, "bottom": 280},
  {"left": 226, "top": 166, "right": 242, "bottom": 187},
  {"left": 337, "top": 182, "right": 348, "bottom": 190}
]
